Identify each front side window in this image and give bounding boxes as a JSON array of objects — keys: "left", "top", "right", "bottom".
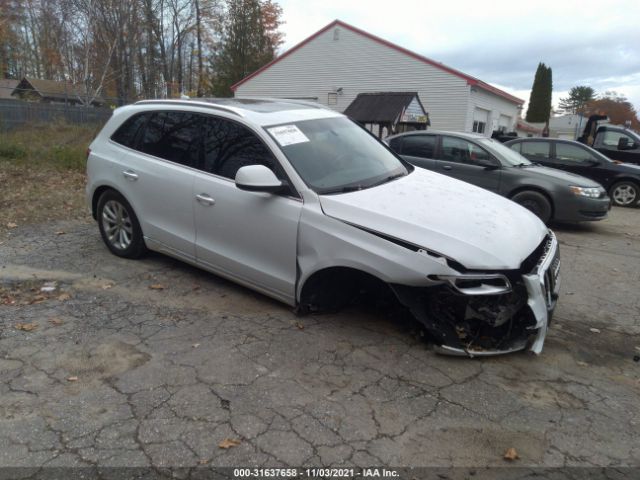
[
  {"left": 555, "top": 143, "right": 596, "bottom": 163},
  {"left": 439, "top": 136, "right": 491, "bottom": 165},
  {"left": 520, "top": 141, "right": 550, "bottom": 159},
  {"left": 138, "top": 111, "right": 201, "bottom": 167},
  {"left": 265, "top": 117, "right": 410, "bottom": 194},
  {"left": 202, "top": 117, "right": 282, "bottom": 180},
  {"left": 401, "top": 135, "right": 437, "bottom": 159},
  {"left": 600, "top": 130, "right": 636, "bottom": 148}
]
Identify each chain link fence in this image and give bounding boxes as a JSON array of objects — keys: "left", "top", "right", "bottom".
[{"left": 0, "top": 99, "right": 114, "bottom": 131}]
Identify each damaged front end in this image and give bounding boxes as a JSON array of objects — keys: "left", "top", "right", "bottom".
[{"left": 393, "top": 231, "right": 561, "bottom": 357}]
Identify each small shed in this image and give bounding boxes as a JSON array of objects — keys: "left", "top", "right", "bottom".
[
  {"left": 11, "top": 77, "right": 104, "bottom": 106},
  {"left": 343, "top": 92, "right": 429, "bottom": 138}
]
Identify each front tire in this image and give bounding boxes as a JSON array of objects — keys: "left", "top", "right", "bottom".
[
  {"left": 97, "top": 190, "right": 147, "bottom": 258},
  {"left": 610, "top": 181, "right": 639, "bottom": 207},
  {"left": 511, "top": 190, "right": 552, "bottom": 224}
]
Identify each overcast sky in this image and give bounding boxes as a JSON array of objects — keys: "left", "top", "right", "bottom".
[{"left": 276, "top": 0, "right": 640, "bottom": 113}]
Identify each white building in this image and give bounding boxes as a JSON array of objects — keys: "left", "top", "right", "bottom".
[{"left": 232, "top": 20, "right": 524, "bottom": 136}]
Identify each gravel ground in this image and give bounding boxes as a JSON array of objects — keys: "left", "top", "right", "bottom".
[{"left": 0, "top": 208, "right": 639, "bottom": 473}]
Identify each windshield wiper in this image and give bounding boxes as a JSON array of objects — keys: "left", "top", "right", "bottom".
[
  {"left": 369, "top": 172, "right": 407, "bottom": 187},
  {"left": 320, "top": 185, "right": 365, "bottom": 194}
]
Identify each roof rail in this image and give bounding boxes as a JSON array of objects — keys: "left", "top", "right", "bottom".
[
  {"left": 134, "top": 99, "right": 243, "bottom": 117},
  {"left": 238, "top": 96, "right": 329, "bottom": 110}
]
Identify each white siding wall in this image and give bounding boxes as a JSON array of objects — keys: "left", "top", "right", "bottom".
[
  {"left": 235, "top": 26, "right": 471, "bottom": 131},
  {"left": 466, "top": 88, "right": 521, "bottom": 136}
]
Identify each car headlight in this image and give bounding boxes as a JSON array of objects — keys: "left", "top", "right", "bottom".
[{"left": 569, "top": 186, "right": 603, "bottom": 198}]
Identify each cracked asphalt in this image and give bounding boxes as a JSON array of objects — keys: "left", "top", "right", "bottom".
[{"left": 0, "top": 208, "right": 639, "bottom": 470}]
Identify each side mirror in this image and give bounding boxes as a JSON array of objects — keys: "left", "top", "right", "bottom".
[
  {"left": 235, "top": 165, "right": 286, "bottom": 194},
  {"left": 618, "top": 137, "right": 630, "bottom": 150},
  {"left": 479, "top": 159, "right": 501, "bottom": 170}
]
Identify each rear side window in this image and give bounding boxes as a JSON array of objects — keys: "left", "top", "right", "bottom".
[
  {"left": 521, "top": 141, "right": 550, "bottom": 159},
  {"left": 111, "top": 113, "right": 148, "bottom": 148},
  {"left": 401, "top": 135, "right": 437, "bottom": 159},
  {"left": 138, "top": 112, "right": 201, "bottom": 167},
  {"left": 201, "top": 116, "right": 282, "bottom": 180}
]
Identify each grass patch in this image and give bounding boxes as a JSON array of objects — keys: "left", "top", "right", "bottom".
[
  {"left": 0, "top": 122, "right": 98, "bottom": 237},
  {"left": 0, "top": 122, "right": 98, "bottom": 171}
]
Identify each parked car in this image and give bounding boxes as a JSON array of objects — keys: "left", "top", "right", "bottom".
[
  {"left": 505, "top": 137, "right": 640, "bottom": 207},
  {"left": 87, "top": 98, "right": 560, "bottom": 356},
  {"left": 385, "top": 131, "right": 610, "bottom": 224},
  {"left": 577, "top": 114, "right": 640, "bottom": 165}
]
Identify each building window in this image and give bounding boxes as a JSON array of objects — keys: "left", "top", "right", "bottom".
[
  {"left": 472, "top": 120, "right": 486, "bottom": 134},
  {"left": 328, "top": 92, "right": 338, "bottom": 106}
]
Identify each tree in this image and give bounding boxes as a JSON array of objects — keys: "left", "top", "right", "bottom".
[
  {"left": 209, "top": 0, "right": 284, "bottom": 96},
  {"left": 584, "top": 91, "right": 640, "bottom": 130},
  {"left": 526, "top": 62, "right": 553, "bottom": 123},
  {"left": 559, "top": 86, "right": 595, "bottom": 114}
]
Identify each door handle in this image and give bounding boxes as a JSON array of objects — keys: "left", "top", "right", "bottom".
[
  {"left": 196, "top": 193, "right": 215, "bottom": 206},
  {"left": 442, "top": 165, "right": 452, "bottom": 170},
  {"left": 122, "top": 170, "right": 138, "bottom": 181}
]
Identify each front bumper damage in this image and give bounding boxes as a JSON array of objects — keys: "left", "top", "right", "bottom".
[{"left": 393, "top": 231, "right": 560, "bottom": 357}]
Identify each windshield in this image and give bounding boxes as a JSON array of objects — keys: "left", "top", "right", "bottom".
[
  {"left": 264, "top": 117, "right": 410, "bottom": 194},
  {"left": 477, "top": 138, "right": 532, "bottom": 166}
]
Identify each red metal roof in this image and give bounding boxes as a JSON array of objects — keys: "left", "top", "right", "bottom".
[{"left": 231, "top": 19, "right": 524, "bottom": 105}]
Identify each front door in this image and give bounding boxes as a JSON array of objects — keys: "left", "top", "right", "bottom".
[
  {"left": 434, "top": 135, "right": 501, "bottom": 192},
  {"left": 193, "top": 116, "right": 302, "bottom": 304}
]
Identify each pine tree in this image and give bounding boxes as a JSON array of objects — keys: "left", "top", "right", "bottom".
[
  {"left": 526, "top": 63, "right": 553, "bottom": 123},
  {"left": 209, "top": 0, "right": 283, "bottom": 97},
  {"left": 559, "top": 86, "right": 595, "bottom": 114}
]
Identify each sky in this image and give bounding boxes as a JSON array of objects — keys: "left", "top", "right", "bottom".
[{"left": 276, "top": 0, "right": 640, "bottom": 114}]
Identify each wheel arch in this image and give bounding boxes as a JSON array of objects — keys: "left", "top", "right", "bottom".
[{"left": 507, "top": 185, "right": 555, "bottom": 218}]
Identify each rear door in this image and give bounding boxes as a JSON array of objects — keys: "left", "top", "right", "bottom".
[
  {"left": 433, "top": 135, "right": 501, "bottom": 192},
  {"left": 396, "top": 134, "right": 438, "bottom": 170},
  {"left": 192, "top": 115, "right": 302, "bottom": 304},
  {"left": 108, "top": 111, "right": 199, "bottom": 259}
]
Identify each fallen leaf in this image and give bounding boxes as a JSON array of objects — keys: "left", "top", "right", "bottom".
[
  {"left": 192, "top": 343, "right": 200, "bottom": 348},
  {"left": 295, "top": 321, "right": 304, "bottom": 330},
  {"left": 15, "top": 323, "right": 38, "bottom": 331},
  {"left": 577, "top": 361, "right": 588, "bottom": 367},
  {"left": 218, "top": 438, "right": 241, "bottom": 449},
  {"left": 30, "top": 294, "right": 48, "bottom": 304},
  {"left": 198, "top": 459, "right": 209, "bottom": 465},
  {"left": 57, "top": 293, "right": 71, "bottom": 301},
  {"left": 503, "top": 447, "right": 519, "bottom": 461},
  {"left": 67, "top": 376, "right": 79, "bottom": 382},
  {"left": 589, "top": 328, "right": 601, "bottom": 334},
  {"left": 49, "top": 318, "right": 64, "bottom": 326},
  {"left": 149, "top": 284, "right": 166, "bottom": 290},
  {"left": 101, "top": 283, "right": 114, "bottom": 290},
  {"left": 7, "top": 222, "right": 18, "bottom": 229},
  {"left": 192, "top": 285, "right": 201, "bottom": 291},
  {"left": 55, "top": 231, "right": 66, "bottom": 235}
]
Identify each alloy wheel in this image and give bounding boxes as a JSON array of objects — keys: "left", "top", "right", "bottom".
[
  {"left": 101, "top": 200, "right": 133, "bottom": 250},
  {"left": 612, "top": 184, "right": 637, "bottom": 206}
]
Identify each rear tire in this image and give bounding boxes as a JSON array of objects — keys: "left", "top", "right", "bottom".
[
  {"left": 511, "top": 190, "right": 552, "bottom": 224},
  {"left": 610, "top": 181, "right": 639, "bottom": 207},
  {"left": 97, "top": 190, "right": 147, "bottom": 259}
]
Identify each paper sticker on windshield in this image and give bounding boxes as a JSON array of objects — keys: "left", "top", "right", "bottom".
[{"left": 268, "top": 125, "right": 309, "bottom": 146}]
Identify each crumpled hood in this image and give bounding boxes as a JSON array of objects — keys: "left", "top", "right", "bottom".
[{"left": 319, "top": 168, "right": 548, "bottom": 270}]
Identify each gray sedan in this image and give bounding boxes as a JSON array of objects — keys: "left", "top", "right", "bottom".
[{"left": 386, "top": 130, "right": 611, "bottom": 224}]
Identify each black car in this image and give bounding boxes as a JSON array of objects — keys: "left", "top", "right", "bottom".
[
  {"left": 385, "top": 131, "right": 611, "bottom": 224},
  {"left": 505, "top": 138, "right": 640, "bottom": 207}
]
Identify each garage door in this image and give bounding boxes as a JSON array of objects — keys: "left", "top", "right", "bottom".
[
  {"left": 473, "top": 108, "right": 489, "bottom": 134},
  {"left": 499, "top": 114, "right": 512, "bottom": 131}
]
